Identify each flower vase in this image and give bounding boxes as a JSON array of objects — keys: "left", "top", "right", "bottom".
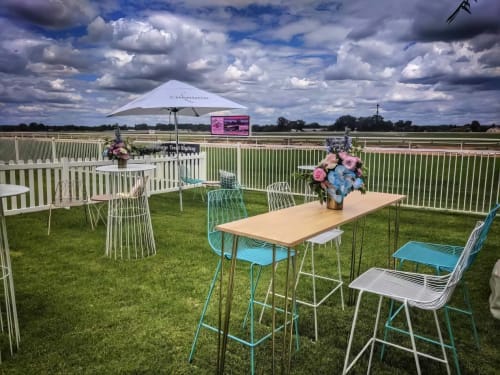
[
  {"left": 326, "top": 195, "right": 344, "bottom": 210},
  {"left": 117, "top": 158, "right": 127, "bottom": 169}
]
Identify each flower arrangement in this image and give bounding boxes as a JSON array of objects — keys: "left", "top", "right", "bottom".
[
  {"left": 103, "top": 127, "right": 132, "bottom": 161},
  {"left": 298, "top": 131, "right": 367, "bottom": 206}
]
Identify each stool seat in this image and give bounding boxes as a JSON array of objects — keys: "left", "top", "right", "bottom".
[
  {"left": 90, "top": 194, "right": 113, "bottom": 202},
  {"left": 307, "top": 228, "right": 343, "bottom": 245}
]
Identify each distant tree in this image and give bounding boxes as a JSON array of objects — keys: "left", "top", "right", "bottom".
[
  {"left": 156, "top": 123, "right": 174, "bottom": 131},
  {"left": 28, "top": 122, "right": 46, "bottom": 131},
  {"left": 394, "top": 120, "right": 405, "bottom": 131},
  {"left": 470, "top": 120, "right": 480, "bottom": 132},
  {"left": 331, "top": 115, "right": 357, "bottom": 131},
  {"left": 295, "top": 120, "right": 305, "bottom": 132},
  {"left": 134, "top": 123, "right": 149, "bottom": 130},
  {"left": 277, "top": 117, "right": 289, "bottom": 131}
]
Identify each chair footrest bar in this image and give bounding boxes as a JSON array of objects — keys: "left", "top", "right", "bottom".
[
  {"left": 374, "top": 338, "right": 449, "bottom": 364},
  {"left": 384, "top": 323, "right": 454, "bottom": 350},
  {"left": 344, "top": 337, "right": 449, "bottom": 374},
  {"left": 446, "top": 305, "right": 472, "bottom": 315},
  {"left": 299, "top": 271, "right": 342, "bottom": 283},
  {"left": 200, "top": 316, "right": 297, "bottom": 349},
  {"left": 270, "top": 281, "right": 343, "bottom": 308}
]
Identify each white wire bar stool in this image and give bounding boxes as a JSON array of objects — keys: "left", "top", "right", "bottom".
[
  {"left": 0, "top": 184, "right": 29, "bottom": 362},
  {"left": 260, "top": 181, "right": 344, "bottom": 341},
  {"left": 342, "top": 220, "right": 485, "bottom": 375}
]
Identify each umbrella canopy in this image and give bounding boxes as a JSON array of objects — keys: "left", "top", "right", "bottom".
[
  {"left": 108, "top": 80, "right": 247, "bottom": 211},
  {"left": 108, "top": 80, "right": 246, "bottom": 117}
]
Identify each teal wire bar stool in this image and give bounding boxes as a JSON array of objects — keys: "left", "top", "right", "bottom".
[
  {"left": 382, "top": 203, "right": 499, "bottom": 374},
  {"left": 188, "top": 189, "right": 298, "bottom": 374}
]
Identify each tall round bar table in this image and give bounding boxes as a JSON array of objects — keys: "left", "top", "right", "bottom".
[
  {"left": 96, "top": 164, "right": 156, "bottom": 260},
  {"left": 0, "top": 184, "right": 29, "bottom": 359}
]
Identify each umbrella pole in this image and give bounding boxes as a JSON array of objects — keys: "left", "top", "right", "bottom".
[{"left": 173, "top": 110, "right": 183, "bottom": 212}]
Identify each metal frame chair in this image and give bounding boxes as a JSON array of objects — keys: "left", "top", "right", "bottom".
[
  {"left": 342, "top": 220, "right": 485, "bottom": 375},
  {"left": 260, "top": 182, "right": 344, "bottom": 341},
  {"left": 180, "top": 164, "right": 205, "bottom": 201},
  {"left": 85, "top": 193, "right": 112, "bottom": 229},
  {"left": 48, "top": 179, "right": 89, "bottom": 235},
  {"left": 219, "top": 170, "right": 242, "bottom": 189},
  {"left": 384, "top": 203, "right": 499, "bottom": 370},
  {"left": 86, "top": 176, "right": 150, "bottom": 230},
  {"left": 188, "top": 189, "right": 298, "bottom": 374}
]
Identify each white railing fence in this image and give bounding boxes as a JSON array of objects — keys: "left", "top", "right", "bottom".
[
  {"left": 362, "top": 148, "right": 499, "bottom": 214},
  {"left": 1, "top": 140, "right": 499, "bottom": 216},
  {"left": 0, "top": 153, "right": 206, "bottom": 215},
  {"left": 201, "top": 144, "right": 500, "bottom": 215},
  {"left": 0, "top": 137, "right": 104, "bottom": 163}
]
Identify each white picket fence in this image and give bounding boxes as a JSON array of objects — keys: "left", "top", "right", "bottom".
[{"left": 0, "top": 153, "right": 207, "bottom": 215}]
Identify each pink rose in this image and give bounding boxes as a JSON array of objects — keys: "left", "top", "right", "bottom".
[
  {"left": 312, "top": 167, "right": 327, "bottom": 182},
  {"left": 338, "top": 151, "right": 348, "bottom": 160},
  {"left": 321, "top": 153, "right": 338, "bottom": 169},
  {"left": 342, "top": 155, "right": 359, "bottom": 171}
]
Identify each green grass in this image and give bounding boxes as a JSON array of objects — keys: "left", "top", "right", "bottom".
[{"left": 2, "top": 190, "right": 500, "bottom": 374}]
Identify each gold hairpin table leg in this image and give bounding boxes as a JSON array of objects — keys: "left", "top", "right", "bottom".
[{"left": 217, "top": 234, "right": 239, "bottom": 374}]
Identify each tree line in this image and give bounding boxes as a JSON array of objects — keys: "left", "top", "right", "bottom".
[
  {"left": 0, "top": 116, "right": 496, "bottom": 133},
  {"left": 256, "top": 115, "right": 494, "bottom": 132}
]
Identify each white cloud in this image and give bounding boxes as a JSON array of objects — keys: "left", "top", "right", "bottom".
[
  {"left": 224, "top": 61, "right": 267, "bottom": 82},
  {"left": 104, "top": 50, "right": 134, "bottom": 68},
  {"left": 287, "top": 76, "right": 318, "bottom": 89},
  {"left": 255, "top": 106, "right": 275, "bottom": 115},
  {"left": 18, "top": 104, "right": 44, "bottom": 112},
  {"left": 49, "top": 79, "right": 67, "bottom": 91},
  {"left": 27, "top": 62, "right": 79, "bottom": 75},
  {"left": 386, "top": 83, "right": 452, "bottom": 102}
]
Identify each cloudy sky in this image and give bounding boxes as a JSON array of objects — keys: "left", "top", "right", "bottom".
[{"left": 0, "top": 0, "right": 499, "bottom": 127}]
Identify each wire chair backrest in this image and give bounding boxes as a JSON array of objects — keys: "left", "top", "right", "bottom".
[
  {"left": 419, "top": 220, "right": 485, "bottom": 310},
  {"left": 207, "top": 189, "right": 248, "bottom": 257},
  {"left": 266, "top": 182, "right": 296, "bottom": 211},
  {"left": 179, "top": 164, "right": 187, "bottom": 180},
  {"left": 219, "top": 170, "right": 240, "bottom": 189},
  {"left": 468, "top": 203, "right": 500, "bottom": 267},
  {"left": 180, "top": 164, "right": 194, "bottom": 182},
  {"left": 116, "top": 176, "right": 149, "bottom": 199},
  {"left": 449, "top": 220, "right": 484, "bottom": 287}
]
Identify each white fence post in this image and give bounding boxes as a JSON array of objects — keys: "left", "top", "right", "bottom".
[
  {"left": 51, "top": 138, "right": 57, "bottom": 162},
  {"left": 236, "top": 143, "right": 242, "bottom": 184},
  {"left": 14, "top": 137, "right": 19, "bottom": 162}
]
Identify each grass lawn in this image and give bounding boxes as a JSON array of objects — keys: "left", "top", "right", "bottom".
[{"left": 1, "top": 189, "right": 499, "bottom": 374}]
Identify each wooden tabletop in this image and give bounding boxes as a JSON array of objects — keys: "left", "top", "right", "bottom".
[{"left": 216, "top": 191, "right": 406, "bottom": 248}]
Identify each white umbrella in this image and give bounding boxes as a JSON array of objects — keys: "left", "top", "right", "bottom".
[{"left": 108, "top": 79, "right": 246, "bottom": 211}]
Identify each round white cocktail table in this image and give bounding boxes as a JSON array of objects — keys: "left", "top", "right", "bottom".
[
  {"left": 96, "top": 164, "right": 156, "bottom": 260},
  {"left": 0, "top": 184, "right": 29, "bottom": 357}
]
